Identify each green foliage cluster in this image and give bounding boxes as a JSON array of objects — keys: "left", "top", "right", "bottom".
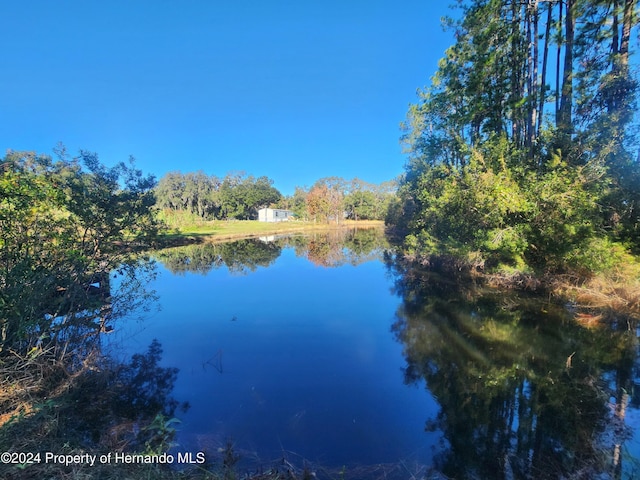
[
  {"left": 0, "top": 148, "right": 159, "bottom": 354},
  {"left": 156, "top": 171, "right": 397, "bottom": 225},
  {"left": 398, "top": 147, "right": 612, "bottom": 272},
  {"left": 155, "top": 170, "right": 281, "bottom": 221},
  {"left": 391, "top": 0, "right": 640, "bottom": 275}
]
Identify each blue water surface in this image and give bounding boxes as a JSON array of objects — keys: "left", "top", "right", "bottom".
[{"left": 109, "top": 243, "right": 440, "bottom": 469}]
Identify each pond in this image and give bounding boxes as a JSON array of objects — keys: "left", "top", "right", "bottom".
[{"left": 109, "top": 228, "right": 640, "bottom": 479}]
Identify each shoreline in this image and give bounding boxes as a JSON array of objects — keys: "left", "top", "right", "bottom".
[
  {"left": 155, "top": 220, "right": 385, "bottom": 247},
  {"left": 395, "top": 251, "right": 640, "bottom": 323}
]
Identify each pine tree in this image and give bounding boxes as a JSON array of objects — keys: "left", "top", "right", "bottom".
[{"left": 395, "top": 0, "right": 640, "bottom": 272}]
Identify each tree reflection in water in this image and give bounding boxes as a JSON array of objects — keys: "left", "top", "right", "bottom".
[
  {"left": 157, "top": 238, "right": 283, "bottom": 275},
  {"left": 157, "top": 227, "right": 388, "bottom": 274},
  {"left": 297, "top": 227, "right": 386, "bottom": 267},
  {"left": 386, "top": 255, "right": 638, "bottom": 479},
  {"left": 0, "top": 257, "right": 188, "bottom": 478}
]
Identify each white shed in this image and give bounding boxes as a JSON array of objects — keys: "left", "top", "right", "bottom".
[{"left": 258, "top": 208, "right": 294, "bottom": 222}]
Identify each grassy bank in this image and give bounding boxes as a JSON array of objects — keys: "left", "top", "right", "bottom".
[{"left": 157, "top": 212, "right": 384, "bottom": 245}]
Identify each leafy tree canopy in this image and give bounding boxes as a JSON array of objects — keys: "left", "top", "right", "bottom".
[
  {"left": 155, "top": 170, "right": 281, "bottom": 220},
  {"left": 0, "top": 147, "right": 159, "bottom": 353},
  {"left": 391, "top": 0, "right": 640, "bottom": 274}
]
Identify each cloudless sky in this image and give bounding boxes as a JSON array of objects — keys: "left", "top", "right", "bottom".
[{"left": 1, "top": 1, "right": 457, "bottom": 195}]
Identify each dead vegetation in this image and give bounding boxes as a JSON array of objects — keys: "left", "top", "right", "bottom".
[{"left": 550, "top": 259, "right": 640, "bottom": 327}]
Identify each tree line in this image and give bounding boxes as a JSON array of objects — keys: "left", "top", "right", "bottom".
[
  {"left": 155, "top": 171, "right": 281, "bottom": 221},
  {"left": 154, "top": 170, "right": 396, "bottom": 222},
  {"left": 391, "top": 0, "right": 640, "bottom": 274}
]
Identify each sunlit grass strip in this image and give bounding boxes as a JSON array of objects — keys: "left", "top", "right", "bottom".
[{"left": 160, "top": 218, "right": 385, "bottom": 241}]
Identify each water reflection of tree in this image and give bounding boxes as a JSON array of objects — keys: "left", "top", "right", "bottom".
[
  {"left": 387, "top": 256, "right": 637, "bottom": 479},
  {"left": 0, "top": 338, "right": 187, "bottom": 478},
  {"left": 63, "top": 338, "right": 187, "bottom": 446},
  {"left": 295, "top": 228, "right": 388, "bottom": 267},
  {"left": 157, "top": 239, "right": 282, "bottom": 275},
  {"left": 156, "top": 227, "right": 388, "bottom": 273},
  {"left": 0, "top": 258, "right": 188, "bottom": 478}
]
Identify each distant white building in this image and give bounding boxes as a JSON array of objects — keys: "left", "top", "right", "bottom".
[{"left": 258, "top": 208, "right": 294, "bottom": 222}]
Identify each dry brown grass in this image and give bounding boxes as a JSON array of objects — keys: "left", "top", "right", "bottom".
[
  {"left": 0, "top": 344, "right": 294, "bottom": 480},
  {"left": 551, "top": 258, "right": 640, "bottom": 323}
]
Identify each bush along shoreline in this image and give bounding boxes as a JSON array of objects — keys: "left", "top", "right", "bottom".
[{"left": 386, "top": 0, "right": 640, "bottom": 325}]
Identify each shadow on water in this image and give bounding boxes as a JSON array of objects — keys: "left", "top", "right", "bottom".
[
  {"left": 0, "top": 257, "right": 191, "bottom": 479},
  {"left": 386, "top": 254, "right": 640, "bottom": 480}
]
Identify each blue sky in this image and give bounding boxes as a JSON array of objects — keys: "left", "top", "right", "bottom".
[{"left": 1, "top": 1, "right": 456, "bottom": 195}]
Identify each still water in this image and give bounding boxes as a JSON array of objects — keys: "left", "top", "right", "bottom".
[{"left": 110, "top": 229, "right": 640, "bottom": 479}]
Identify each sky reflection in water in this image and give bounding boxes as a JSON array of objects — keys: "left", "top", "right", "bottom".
[
  {"left": 108, "top": 232, "right": 640, "bottom": 478},
  {"left": 109, "top": 234, "right": 440, "bottom": 469}
]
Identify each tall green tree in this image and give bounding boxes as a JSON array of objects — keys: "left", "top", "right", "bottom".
[
  {"left": 395, "top": 0, "right": 640, "bottom": 272},
  {"left": 218, "top": 173, "right": 281, "bottom": 220},
  {"left": 156, "top": 170, "right": 281, "bottom": 221},
  {"left": 278, "top": 186, "right": 309, "bottom": 220},
  {"left": 344, "top": 189, "right": 377, "bottom": 221},
  {"left": 155, "top": 170, "right": 221, "bottom": 219}
]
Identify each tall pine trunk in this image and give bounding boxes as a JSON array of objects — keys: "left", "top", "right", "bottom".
[
  {"left": 537, "top": 1, "right": 552, "bottom": 142},
  {"left": 558, "top": 0, "right": 575, "bottom": 140},
  {"left": 620, "top": 0, "right": 633, "bottom": 67},
  {"left": 555, "top": 0, "right": 563, "bottom": 124},
  {"left": 511, "top": 0, "right": 522, "bottom": 146},
  {"left": 529, "top": 0, "right": 539, "bottom": 160}
]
